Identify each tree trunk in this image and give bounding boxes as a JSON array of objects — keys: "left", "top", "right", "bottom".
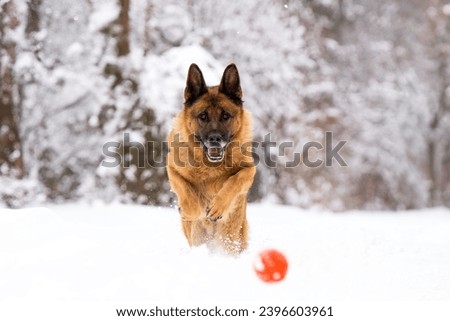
[
  {"left": 429, "top": 58, "right": 449, "bottom": 206},
  {"left": 117, "top": 0, "right": 130, "bottom": 56},
  {"left": 143, "top": 1, "right": 153, "bottom": 56},
  {"left": 0, "top": 1, "right": 24, "bottom": 179},
  {"left": 25, "top": 0, "right": 42, "bottom": 34},
  {"left": 428, "top": 6, "right": 450, "bottom": 206}
]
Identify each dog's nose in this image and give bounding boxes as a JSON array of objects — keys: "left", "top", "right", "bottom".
[{"left": 207, "top": 132, "right": 222, "bottom": 144}]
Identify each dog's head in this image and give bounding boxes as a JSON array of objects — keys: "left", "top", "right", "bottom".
[{"left": 183, "top": 63, "right": 244, "bottom": 163}]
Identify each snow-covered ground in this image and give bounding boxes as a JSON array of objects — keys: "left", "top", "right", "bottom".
[
  {"left": 1, "top": 203, "right": 449, "bottom": 304},
  {"left": 0, "top": 204, "right": 450, "bottom": 301}
]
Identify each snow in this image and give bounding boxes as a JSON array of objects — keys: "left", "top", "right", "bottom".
[
  {"left": 155, "top": 5, "right": 193, "bottom": 45},
  {"left": 66, "top": 42, "right": 84, "bottom": 57},
  {"left": 1, "top": 203, "right": 449, "bottom": 303},
  {"left": 304, "top": 81, "right": 336, "bottom": 100},
  {"left": 88, "top": 1, "right": 120, "bottom": 32},
  {"left": 443, "top": 4, "right": 450, "bottom": 16},
  {"left": 140, "top": 45, "right": 223, "bottom": 126}
]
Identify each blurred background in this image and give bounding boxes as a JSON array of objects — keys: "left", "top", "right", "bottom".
[{"left": 0, "top": 0, "right": 449, "bottom": 210}]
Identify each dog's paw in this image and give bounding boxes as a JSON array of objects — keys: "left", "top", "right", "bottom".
[{"left": 206, "top": 196, "right": 227, "bottom": 222}]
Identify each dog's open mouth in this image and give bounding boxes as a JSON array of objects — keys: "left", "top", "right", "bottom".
[
  {"left": 196, "top": 135, "right": 228, "bottom": 163},
  {"left": 205, "top": 146, "right": 225, "bottom": 162}
]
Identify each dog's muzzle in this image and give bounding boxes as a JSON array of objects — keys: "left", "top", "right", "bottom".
[
  {"left": 201, "top": 132, "right": 228, "bottom": 163},
  {"left": 205, "top": 144, "right": 225, "bottom": 162}
]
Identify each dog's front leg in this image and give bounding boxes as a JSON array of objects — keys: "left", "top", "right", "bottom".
[
  {"left": 206, "top": 166, "right": 256, "bottom": 221},
  {"left": 167, "top": 165, "right": 203, "bottom": 221}
]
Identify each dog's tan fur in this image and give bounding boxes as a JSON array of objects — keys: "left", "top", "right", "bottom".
[{"left": 166, "top": 64, "right": 255, "bottom": 254}]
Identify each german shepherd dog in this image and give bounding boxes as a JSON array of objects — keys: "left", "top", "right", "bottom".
[{"left": 166, "top": 63, "right": 255, "bottom": 254}]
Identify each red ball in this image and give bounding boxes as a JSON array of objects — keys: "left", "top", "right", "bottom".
[{"left": 253, "top": 249, "right": 288, "bottom": 283}]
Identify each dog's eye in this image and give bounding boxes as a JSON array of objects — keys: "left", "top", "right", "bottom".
[
  {"left": 221, "top": 112, "right": 231, "bottom": 121},
  {"left": 198, "top": 112, "right": 208, "bottom": 122}
]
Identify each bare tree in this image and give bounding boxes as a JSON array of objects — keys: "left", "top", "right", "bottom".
[
  {"left": 117, "top": 0, "right": 130, "bottom": 56},
  {"left": 0, "top": 0, "right": 24, "bottom": 179},
  {"left": 25, "top": 0, "right": 42, "bottom": 34},
  {"left": 143, "top": 1, "right": 153, "bottom": 56},
  {"left": 426, "top": 1, "right": 450, "bottom": 206}
]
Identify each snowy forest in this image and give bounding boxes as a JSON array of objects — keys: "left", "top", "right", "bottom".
[{"left": 1, "top": 0, "right": 449, "bottom": 210}]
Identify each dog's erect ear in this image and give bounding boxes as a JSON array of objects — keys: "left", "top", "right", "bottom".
[
  {"left": 219, "top": 64, "right": 242, "bottom": 104},
  {"left": 184, "top": 64, "right": 208, "bottom": 106}
]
